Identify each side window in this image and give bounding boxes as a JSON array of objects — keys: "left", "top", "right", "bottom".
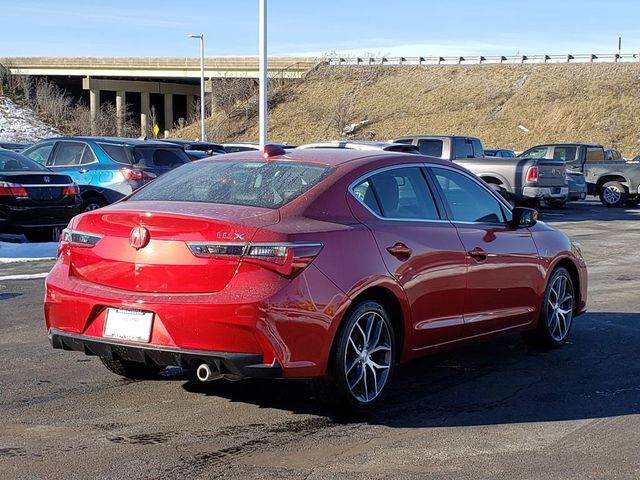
[
  {"left": 393, "top": 138, "right": 413, "bottom": 145},
  {"left": 586, "top": 147, "right": 605, "bottom": 162},
  {"left": 80, "top": 145, "right": 97, "bottom": 164},
  {"left": 417, "top": 139, "right": 443, "bottom": 157},
  {"left": 453, "top": 138, "right": 474, "bottom": 159},
  {"left": 553, "top": 146, "right": 578, "bottom": 163},
  {"left": 471, "top": 139, "right": 484, "bottom": 157},
  {"left": 503, "top": 150, "right": 515, "bottom": 158},
  {"left": 51, "top": 142, "right": 86, "bottom": 166},
  {"left": 352, "top": 179, "right": 381, "bottom": 216},
  {"left": 24, "top": 142, "right": 55, "bottom": 165},
  {"left": 367, "top": 167, "right": 439, "bottom": 220},
  {"left": 522, "top": 146, "right": 549, "bottom": 159},
  {"left": 431, "top": 167, "right": 506, "bottom": 224}
]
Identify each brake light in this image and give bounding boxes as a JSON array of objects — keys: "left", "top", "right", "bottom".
[
  {"left": 62, "top": 184, "right": 80, "bottom": 196},
  {"left": 0, "top": 181, "right": 28, "bottom": 197},
  {"left": 120, "top": 168, "right": 156, "bottom": 181},
  {"left": 186, "top": 241, "right": 323, "bottom": 278},
  {"left": 58, "top": 228, "right": 103, "bottom": 257},
  {"left": 526, "top": 166, "right": 539, "bottom": 183}
]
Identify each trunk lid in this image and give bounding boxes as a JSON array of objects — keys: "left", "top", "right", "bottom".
[
  {"left": 70, "top": 201, "right": 279, "bottom": 293},
  {"left": 534, "top": 160, "right": 566, "bottom": 187}
]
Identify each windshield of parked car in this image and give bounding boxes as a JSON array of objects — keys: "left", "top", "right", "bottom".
[
  {"left": 129, "top": 160, "right": 334, "bottom": 209},
  {"left": 0, "top": 150, "right": 50, "bottom": 171}
]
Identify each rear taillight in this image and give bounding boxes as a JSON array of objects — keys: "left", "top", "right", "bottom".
[
  {"left": 0, "top": 181, "right": 28, "bottom": 197},
  {"left": 58, "top": 228, "right": 103, "bottom": 257},
  {"left": 120, "top": 168, "right": 156, "bottom": 181},
  {"left": 526, "top": 166, "right": 539, "bottom": 183},
  {"left": 186, "top": 241, "right": 323, "bottom": 278},
  {"left": 62, "top": 184, "right": 80, "bottom": 196}
]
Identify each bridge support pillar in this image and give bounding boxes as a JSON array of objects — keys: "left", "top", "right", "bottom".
[
  {"left": 141, "top": 92, "right": 150, "bottom": 137},
  {"left": 115, "top": 90, "right": 125, "bottom": 136},
  {"left": 89, "top": 87, "right": 100, "bottom": 135},
  {"left": 164, "top": 93, "right": 173, "bottom": 138}
]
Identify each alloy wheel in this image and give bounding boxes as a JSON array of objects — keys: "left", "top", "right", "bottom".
[
  {"left": 603, "top": 185, "right": 622, "bottom": 205},
  {"left": 344, "top": 311, "right": 392, "bottom": 403},
  {"left": 546, "top": 273, "right": 574, "bottom": 342}
]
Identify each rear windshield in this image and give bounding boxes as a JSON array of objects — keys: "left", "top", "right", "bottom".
[
  {"left": 133, "top": 146, "right": 190, "bottom": 168},
  {"left": 129, "top": 160, "right": 334, "bottom": 209},
  {"left": 98, "top": 143, "right": 133, "bottom": 165},
  {"left": 0, "top": 150, "right": 49, "bottom": 171}
]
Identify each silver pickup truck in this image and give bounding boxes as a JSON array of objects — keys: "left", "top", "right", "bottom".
[{"left": 393, "top": 135, "right": 567, "bottom": 205}]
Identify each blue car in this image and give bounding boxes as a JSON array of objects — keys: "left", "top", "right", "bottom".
[{"left": 22, "top": 137, "right": 191, "bottom": 212}]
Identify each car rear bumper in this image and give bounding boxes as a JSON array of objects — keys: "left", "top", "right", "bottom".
[
  {"left": 0, "top": 203, "right": 81, "bottom": 231},
  {"left": 522, "top": 186, "right": 569, "bottom": 200},
  {"left": 44, "top": 258, "right": 347, "bottom": 379},
  {"left": 48, "top": 327, "right": 283, "bottom": 378}
]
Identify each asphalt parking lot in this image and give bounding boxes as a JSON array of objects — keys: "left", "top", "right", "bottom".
[{"left": 1, "top": 200, "right": 639, "bottom": 480}]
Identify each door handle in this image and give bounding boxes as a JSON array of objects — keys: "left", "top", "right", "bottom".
[
  {"left": 386, "top": 242, "right": 412, "bottom": 260},
  {"left": 468, "top": 247, "right": 488, "bottom": 261},
  {"left": 78, "top": 169, "right": 88, "bottom": 174}
]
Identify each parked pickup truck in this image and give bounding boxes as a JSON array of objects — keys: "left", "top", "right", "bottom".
[
  {"left": 518, "top": 143, "right": 640, "bottom": 207},
  {"left": 392, "top": 135, "right": 567, "bottom": 205}
]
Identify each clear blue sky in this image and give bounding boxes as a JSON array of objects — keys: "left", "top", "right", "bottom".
[{"left": 1, "top": 0, "right": 639, "bottom": 57}]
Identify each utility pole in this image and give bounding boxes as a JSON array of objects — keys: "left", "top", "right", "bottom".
[
  {"left": 188, "top": 33, "right": 206, "bottom": 141},
  {"left": 259, "top": 0, "right": 268, "bottom": 148}
]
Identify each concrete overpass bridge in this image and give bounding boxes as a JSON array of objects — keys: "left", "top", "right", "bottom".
[{"left": 1, "top": 56, "right": 318, "bottom": 137}]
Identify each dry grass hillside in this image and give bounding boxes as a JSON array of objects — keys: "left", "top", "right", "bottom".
[{"left": 176, "top": 62, "right": 640, "bottom": 156}]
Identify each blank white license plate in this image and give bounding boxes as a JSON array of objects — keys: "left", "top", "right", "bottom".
[{"left": 104, "top": 308, "right": 154, "bottom": 342}]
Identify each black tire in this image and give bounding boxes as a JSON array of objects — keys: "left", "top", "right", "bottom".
[
  {"left": 24, "top": 228, "right": 54, "bottom": 243},
  {"left": 312, "top": 300, "right": 396, "bottom": 416},
  {"left": 546, "top": 199, "right": 567, "bottom": 209},
  {"left": 81, "top": 196, "right": 107, "bottom": 212},
  {"left": 599, "top": 181, "right": 627, "bottom": 208},
  {"left": 625, "top": 196, "right": 640, "bottom": 207},
  {"left": 100, "top": 357, "right": 165, "bottom": 380},
  {"left": 522, "top": 267, "right": 575, "bottom": 350}
]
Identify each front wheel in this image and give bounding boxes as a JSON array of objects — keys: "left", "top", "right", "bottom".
[
  {"left": 312, "top": 300, "right": 396, "bottom": 415},
  {"left": 100, "top": 357, "right": 166, "bottom": 379},
  {"left": 599, "top": 181, "right": 627, "bottom": 208},
  {"left": 522, "top": 267, "right": 575, "bottom": 350}
]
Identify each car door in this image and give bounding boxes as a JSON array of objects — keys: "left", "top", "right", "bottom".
[
  {"left": 49, "top": 141, "right": 96, "bottom": 187},
  {"left": 428, "top": 166, "right": 543, "bottom": 337},
  {"left": 350, "top": 165, "right": 468, "bottom": 350}
]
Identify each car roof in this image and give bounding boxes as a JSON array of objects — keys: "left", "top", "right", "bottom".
[
  {"left": 393, "top": 134, "right": 481, "bottom": 141},
  {"left": 298, "top": 141, "right": 417, "bottom": 151},
  {"left": 41, "top": 136, "right": 178, "bottom": 147},
  {"left": 207, "top": 146, "right": 451, "bottom": 168},
  {"left": 525, "top": 143, "right": 603, "bottom": 148}
]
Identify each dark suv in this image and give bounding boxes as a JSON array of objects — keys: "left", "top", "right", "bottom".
[{"left": 22, "top": 137, "right": 190, "bottom": 211}]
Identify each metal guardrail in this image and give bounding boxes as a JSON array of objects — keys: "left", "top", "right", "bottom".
[{"left": 327, "top": 53, "right": 640, "bottom": 66}]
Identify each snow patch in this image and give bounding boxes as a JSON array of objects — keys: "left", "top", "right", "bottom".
[
  {"left": 0, "top": 241, "right": 58, "bottom": 262},
  {"left": 0, "top": 96, "right": 59, "bottom": 142}
]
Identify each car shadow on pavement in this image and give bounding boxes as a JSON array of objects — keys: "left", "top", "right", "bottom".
[
  {"left": 182, "top": 312, "right": 640, "bottom": 425},
  {"left": 538, "top": 203, "right": 640, "bottom": 223}
]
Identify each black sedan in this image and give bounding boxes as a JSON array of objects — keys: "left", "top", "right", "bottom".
[{"left": 0, "top": 149, "right": 82, "bottom": 242}]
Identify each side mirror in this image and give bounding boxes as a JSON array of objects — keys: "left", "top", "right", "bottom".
[{"left": 510, "top": 207, "right": 538, "bottom": 228}]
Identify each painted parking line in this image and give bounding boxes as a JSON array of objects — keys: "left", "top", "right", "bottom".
[{"left": 0, "top": 273, "right": 49, "bottom": 281}]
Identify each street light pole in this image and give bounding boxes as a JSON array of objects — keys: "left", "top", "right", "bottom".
[
  {"left": 258, "top": 0, "right": 267, "bottom": 148},
  {"left": 188, "top": 33, "right": 206, "bottom": 142}
]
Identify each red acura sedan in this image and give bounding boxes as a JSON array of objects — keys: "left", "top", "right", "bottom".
[{"left": 45, "top": 145, "right": 587, "bottom": 413}]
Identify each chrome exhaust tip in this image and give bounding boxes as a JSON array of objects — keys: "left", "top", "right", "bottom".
[{"left": 196, "top": 363, "right": 222, "bottom": 382}]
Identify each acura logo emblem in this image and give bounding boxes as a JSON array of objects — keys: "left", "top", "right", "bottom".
[
  {"left": 43, "top": 176, "right": 50, "bottom": 183},
  {"left": 129, "top": 226, "right": 150, "bottom": 249}
]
